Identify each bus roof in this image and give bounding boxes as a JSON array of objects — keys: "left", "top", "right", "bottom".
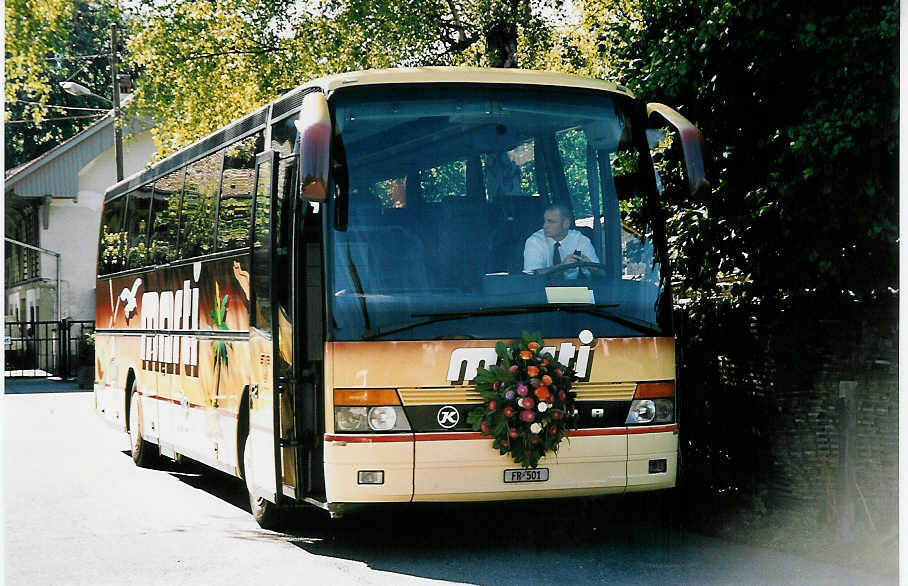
[
  {"left": 105, "top": 67, "right": 632, "bottom": 201},
  {"left": 306, "top": 67, "right": 633, "bottom": 97}
]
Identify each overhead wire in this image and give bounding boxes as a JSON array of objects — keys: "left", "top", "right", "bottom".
[{"left": 6, "top": 113, "right": 107, "bottom": 124}]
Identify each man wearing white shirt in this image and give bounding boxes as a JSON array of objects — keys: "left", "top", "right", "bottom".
[{"left": 523, "top": 203, "right": 598, "bottom": 274}]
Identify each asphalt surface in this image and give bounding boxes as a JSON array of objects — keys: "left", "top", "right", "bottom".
[{"left": 2, "top": 378, "right": 897, "bottom": 585}]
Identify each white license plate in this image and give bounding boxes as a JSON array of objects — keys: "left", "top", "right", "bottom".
[{"left": 504, "top": 468, "right": 549, "bottom": 483}]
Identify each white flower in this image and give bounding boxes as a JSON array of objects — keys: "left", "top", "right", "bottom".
[
  {"left": 537, "top": 402, "right": 549, "bottom": 413},
  {"left": 530, "top": 422, "right": 542, "bottom": 434}
]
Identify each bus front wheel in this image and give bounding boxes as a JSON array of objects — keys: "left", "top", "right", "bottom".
[
  {"left": 242, "top": 434, "right": 284, "bottom": 530},
  {"left": 128, "top": 391, "right": 158, "bottom": 467}
]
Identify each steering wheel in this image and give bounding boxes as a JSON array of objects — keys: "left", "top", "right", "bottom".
[{"left": 540, "top": 261, "right": 608, "bottom": 280}]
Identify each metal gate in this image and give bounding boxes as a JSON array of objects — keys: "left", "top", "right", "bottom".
[{"left": 4, "top": 320, "right": 95, "bottom": 379}]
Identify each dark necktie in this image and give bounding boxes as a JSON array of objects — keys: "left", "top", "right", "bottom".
[{"left": 553, "top": 242, "right": 561, "bottom": 265}]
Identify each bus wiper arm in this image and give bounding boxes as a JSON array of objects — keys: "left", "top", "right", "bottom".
[
  {"left": 414, "top": 304, "right": 660, "bottom": 336},
  {"left": 364, "top": 306, "right": 558, "bottom": 340},
  {"left": 362, "top": 303, "right": 659, "bottom": 340}
]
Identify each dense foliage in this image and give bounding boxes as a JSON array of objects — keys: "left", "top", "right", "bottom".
[
  {"left": 585, "top": 0, "right": 899, "bottom": 304},
  {"left": 5, "top": 0, "right": 124, "bottom": 169},
  {"left": 124, "top": 0, "right": 580, "bottom": 154}
]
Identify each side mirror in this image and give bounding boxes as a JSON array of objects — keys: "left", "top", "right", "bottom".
[
  {"left": 646, "top": 103, "right": 710, "bottom": 197},
  {"left": 294, "top": 92, "right": 332, "bottom": 201}
]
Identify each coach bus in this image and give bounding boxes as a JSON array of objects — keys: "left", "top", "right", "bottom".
[{"left": 94, "top": 67, "right": 707, "bottom": 528}]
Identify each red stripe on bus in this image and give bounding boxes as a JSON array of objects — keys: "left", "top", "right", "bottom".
[
  {"left": 324, "top": 424, "right": 678, "bottom": 444},
  {"left": 568, "top": 428, "right": 628, "bottom": 437},
  {"left": 324, "top": 434, "right": 413, "bottom": 443},
  {"left": 626, "top": 424, "right": 678, "bottom": 434},
  {"left": 140, "top": 393, "right": 238, "bottom": 419},
  {"left": 414, "top": 432, "right": 487, "bottom": 441}
]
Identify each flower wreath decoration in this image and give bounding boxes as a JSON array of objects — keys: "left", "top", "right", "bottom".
[{"left": 466, "top": 332, "right": 577, "bottom": 469}]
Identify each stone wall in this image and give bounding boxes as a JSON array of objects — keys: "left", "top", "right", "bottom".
[{"left": 768, "top": 300, "right": 898, "bottom": 535}]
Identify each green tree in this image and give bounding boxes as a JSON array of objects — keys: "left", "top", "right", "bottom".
[
  {"left": 5, "top": 0, "right": 124, "bottom": 169},
  {"left": 124, "top": 0, "right": 584, "bottom": 153},
  {"left": 585, "top": 0, "right": 899, "bottom": 304}
]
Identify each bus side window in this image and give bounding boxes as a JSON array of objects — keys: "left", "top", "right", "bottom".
[
  {"left": 181, "top": 149, "right": 223, "bottom": 259},
  {"left": 98, "top": 195, "right": 128, "bottom": 274},
  {"left": 148, "top": 170, "right": 184, "bottom": 265},
  {"left": 125, "top": 184, "right": 153, "bottom": 270},
  {"left": 271, "top": 116, "right": 297, "bottom": 157},
  {"left": 217, "top": 134, "right": 260, "bottom": 252}
]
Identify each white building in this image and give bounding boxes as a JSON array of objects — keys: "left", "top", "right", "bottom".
[{"left": 5, "top": 110, "right": 157, "bottom": 325}]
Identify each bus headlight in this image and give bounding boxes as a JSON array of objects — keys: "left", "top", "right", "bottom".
[
  {"left": 625, "top": 400, "right": 655, "bottom": 424},
  {"left": 333, "top": 406, "right": 411, "bottom": 432},
  {"left": 333, "top": 388, "right": 411, "bottom": 432},
  {"left": 335, "top": 407, "right": 369, "bottom": 431},
  {"left": 654, "top": 398, "right": 674, "bottom": 423},
  {"left": 368, "top": 406, "right": 398, "bottom": 430}
]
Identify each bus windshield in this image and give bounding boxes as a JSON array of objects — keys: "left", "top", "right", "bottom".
[{"left": 327, "top": 84, "right": 666, "bottom": 341}]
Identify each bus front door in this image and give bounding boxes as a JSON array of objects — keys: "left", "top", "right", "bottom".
[{"left": 247, "top": 149, "right": 282, "bottom": 504}]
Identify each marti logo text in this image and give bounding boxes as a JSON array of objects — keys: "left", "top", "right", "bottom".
[
  {"left": 446, "top": 330, "right": 595, "bottom": 383},
  {"left": 115, "top": 262, "right": 204, "bottom": 376}
]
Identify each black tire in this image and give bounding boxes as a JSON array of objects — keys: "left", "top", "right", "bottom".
[
  {"left": 242, "top": 433, "right": 284, "bottom": 530},
  {"left": 128, "top": 390, "right": 158, "bottom": 468}
]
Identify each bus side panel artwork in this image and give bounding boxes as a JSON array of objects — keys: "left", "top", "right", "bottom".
[{"left": 94, "top": 255, "right": 253, "bottom": 473}]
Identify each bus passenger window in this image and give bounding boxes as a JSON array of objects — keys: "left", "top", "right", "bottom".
[
  {"left": 148, "top": 170, "right": 184, "bottom": 264},
  {"left": 217, "top": 135, "right": 259, "bottom": 251},
  {"left": 420, "top": 160, "right": 466, "bottom": 202},
  {"left": 181, "top": 150, "right": 223, "bottom": 259},
  {"left": 98, "top": 195, "right": 128, "bottom": 274},
  {"left": 125, "top": 184, "right": 153, "bottom": 269}
]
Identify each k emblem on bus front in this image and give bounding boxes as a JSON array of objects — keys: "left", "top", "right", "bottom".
[{"left": 436, "top": 406, "right": 460, "bottom": 429}]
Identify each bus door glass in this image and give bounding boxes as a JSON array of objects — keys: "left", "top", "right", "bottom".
[
  {"left": 247, "top": 149, "right": 281, "bottom": 501},
  {"left": 272, "top": 115, "right": 308, "bottom": 498}
]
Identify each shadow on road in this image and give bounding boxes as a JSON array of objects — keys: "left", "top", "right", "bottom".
[
  {"left": 280, "top": 495, "right": 687, "bottom": 578},
  {"left": 4, "top": 378, "right": 86, "bottom": 394},
  {"left": 119, "top": 450, "right": 252, "bottom": 513},
  {"left": 116, "top": 450, "right": 892, "bottom": 584}
]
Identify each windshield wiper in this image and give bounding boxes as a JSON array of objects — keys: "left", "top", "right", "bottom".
[{"left": 361, "top": 303, "right": 660, "bottom": 340}]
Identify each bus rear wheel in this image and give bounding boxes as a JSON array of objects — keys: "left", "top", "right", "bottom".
[
  {"left": 242, "top": 433, "right": 284, "bottom": 530},
  {"left": 128, "top": 391, "right": 158, "bottom": 467}
]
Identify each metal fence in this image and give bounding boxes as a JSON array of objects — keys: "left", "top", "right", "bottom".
[{"left": 4, "top": 320, "right": 95, "bottom": 379}]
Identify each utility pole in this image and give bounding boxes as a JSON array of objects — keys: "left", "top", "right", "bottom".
[{"left": 110, "top": 25, "right": 124, "bottom": 182}]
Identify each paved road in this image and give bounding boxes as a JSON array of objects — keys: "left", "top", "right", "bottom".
[{"left": 3, "top": 380, "right": 896, "bottom": 585}]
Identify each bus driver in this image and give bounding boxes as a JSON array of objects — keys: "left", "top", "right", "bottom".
[{"left": 523, "top": 203, "right": 598, "bottom": 274}]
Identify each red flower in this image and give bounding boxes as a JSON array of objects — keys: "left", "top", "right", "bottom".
[
  {"left": 541, "top": 375, "right": 553, "bottom": 385},
  {"left": 488, "top": 400, "right": 497, "bottom": 411},
  {"left": 527, "top": 342, "right": 540, "bottom": 351},
  {"left": 509, "top": 427, "right": 518, "bottom": 438},
  {"left": 558, "top": 390, "right": 567, "bottom": 401},
  {"left": 503, "top": 406, "right": 515, "bottom": 418},
  {"left": 519, "top": 409, "right": 536, "bottom": 423},
  {"left": 519, "top": 350, "right": 533, "bottom": 360},
  {"left": 480, "top": 421, "right": 490, "bottom": 433},
  {"left": 527, "top": 365, "right": 540, "bottom": 377},
  {"left": 534, "top": 385, "right": 551, "bottom": 401}
]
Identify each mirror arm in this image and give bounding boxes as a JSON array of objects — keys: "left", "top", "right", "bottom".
[{"left": 646, "top": 103, "right": 710, "bottom": 197}]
